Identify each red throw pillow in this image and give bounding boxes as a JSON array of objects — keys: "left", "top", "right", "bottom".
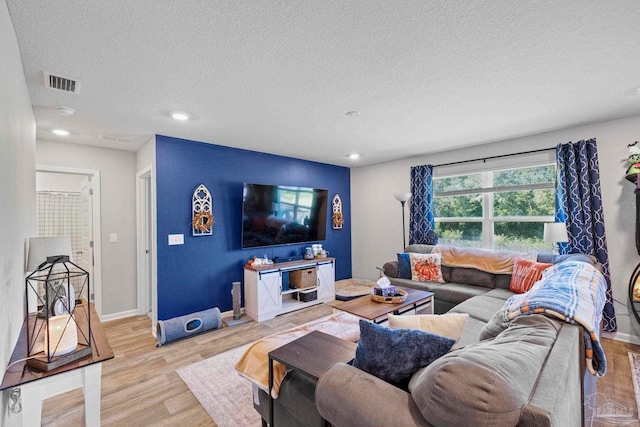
[{"left": 509, "top": 257, "right": 552, "bottom": 294}]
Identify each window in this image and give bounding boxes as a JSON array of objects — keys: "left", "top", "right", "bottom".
[
  {"left": 276, "top": 187, "right": 313, "bottom": 224},
  {"left": 433, "top": 164, "right": 556, "bottom": 254}
]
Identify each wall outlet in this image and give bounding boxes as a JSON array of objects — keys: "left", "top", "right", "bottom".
[{"left": 168, "top": 234, "right": 184, "bottom": 245}]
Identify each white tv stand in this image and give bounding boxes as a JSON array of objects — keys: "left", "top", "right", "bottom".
[{"left": 244, "top": 258, "right": 335, "bottom": 322}]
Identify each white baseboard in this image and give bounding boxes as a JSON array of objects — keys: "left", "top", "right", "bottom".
[
  {"left": 101, "top": 309, "right": 139, "bottom": 322},
  {"left": 602, "top": 331, "right": 640, "bottom": 345}
]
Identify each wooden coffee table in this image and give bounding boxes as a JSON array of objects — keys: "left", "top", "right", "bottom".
[
  {"left": 267, "top": 330, "right": 357, "bottom": 427},
  {"left": 331, "top": 286, "right": 434, "bottom": 323}
]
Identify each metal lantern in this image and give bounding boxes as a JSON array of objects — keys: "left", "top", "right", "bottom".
[{"left": 25, "top": 255, "right": 92, "bottom": 371}]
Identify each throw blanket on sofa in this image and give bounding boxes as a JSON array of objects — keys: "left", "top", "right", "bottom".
[
  {"left": 500, "top": 260, "right": 607, "bottom": 376},
  {"left": 431, "top": 245, "right": 535, "bottom": 274},
  {"left": 234, "top": 312, "right": 361, "bottom": 398}
]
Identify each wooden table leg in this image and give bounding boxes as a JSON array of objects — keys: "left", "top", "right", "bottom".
[{"left": 269, "top": 357, "right": 274, "bottom": 427}]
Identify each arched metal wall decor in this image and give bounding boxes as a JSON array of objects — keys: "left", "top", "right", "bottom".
[
  {"left": 192, "top": 184, "right": 213, "bottom": 236},
  {"left": 332, "top": 194, "right": 343, "bottom": 230}
]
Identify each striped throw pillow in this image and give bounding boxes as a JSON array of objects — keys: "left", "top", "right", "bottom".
[{"left": 509, "top": 257, "right": 552, "bottom": 294}]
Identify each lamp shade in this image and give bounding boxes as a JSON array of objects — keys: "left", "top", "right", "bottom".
[
  {"left": 45, "top": 314, "right": 78, "bottom": 357},
  {"left": 394, "top": 193, "right": 412, "bottom": 203},
  {"left": 27, "top": 237, "right": 73, "bottom": 271},
  {"left": 543, "top": 223, "right": 569, "bottom": 243}
]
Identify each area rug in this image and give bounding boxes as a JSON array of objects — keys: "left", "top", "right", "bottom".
[
  {"left": 628, "top": 352, "right": 640, "bottom": 416},
  {"left": 177, "top": 343, "right": 259, "bottom": 427},
  {"left": 335, "top": 278, "right": 376, "bottom": 301}
]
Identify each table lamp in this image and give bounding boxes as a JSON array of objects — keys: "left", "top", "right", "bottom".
[
  {"left": 27, "top": 237, "right": 74, "bottom": 315},
  {"left": 543, "top": 222, "right": 569, "bottom": 255}
]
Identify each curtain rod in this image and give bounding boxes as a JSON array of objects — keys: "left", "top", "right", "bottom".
[{"left": 433, "top": 146, "right": 556, "bottom": 168}]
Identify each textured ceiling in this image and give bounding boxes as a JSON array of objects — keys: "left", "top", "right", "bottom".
[{"left": 7, "top": 1, "right": 640, "bottom": 166}]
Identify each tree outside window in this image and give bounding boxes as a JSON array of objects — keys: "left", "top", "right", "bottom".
[{"left": 434, "top": 164, "right": 556, "bottom": 254}]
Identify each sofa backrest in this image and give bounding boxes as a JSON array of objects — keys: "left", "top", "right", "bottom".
[{"left": 391, "top": 245, "right": 601, "bottom": 290}]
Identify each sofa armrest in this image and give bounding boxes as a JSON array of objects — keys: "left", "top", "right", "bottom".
[
  {"left": 316, "top": 363, "right": 429, "bottom": 427},
  {"left": 382, "top": 261, "right": 399, "bottom": 278}
]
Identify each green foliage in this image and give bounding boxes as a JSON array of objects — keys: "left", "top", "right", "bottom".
[{"left": 433, "top": 164, "right": 556, "bottom": 249}]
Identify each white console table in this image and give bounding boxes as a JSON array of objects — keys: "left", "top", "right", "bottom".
[
  {"left": 1, "top": 304, "right": 113, "bottom": 427},
  {"left": 244, "top": 258, "right": 335, "bottom": 322}
]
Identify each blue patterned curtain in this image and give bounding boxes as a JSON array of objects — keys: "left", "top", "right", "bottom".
[
  {"left": 555, "top": 139, "right": 616, "bottom": 332},
  {"left": 409, "top": 165, "right": 437, "bottom": 245}
]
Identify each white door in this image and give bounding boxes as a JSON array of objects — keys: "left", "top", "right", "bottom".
[
  {"left": 79, "top": 177, "right": 94, "bottom": 304},
  {"left": 317, "top": 262, "right": 335, "bottom": 300},
  {"left": 258, "top": 271, "right": 282, "bottom": 314},
  {"left": 144, "top": 177, "right": 152, "bottom": 316}
]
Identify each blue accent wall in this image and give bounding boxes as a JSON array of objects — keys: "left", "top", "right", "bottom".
[{"left": 155, "top": 135, "right": 352, "bottom": 320}]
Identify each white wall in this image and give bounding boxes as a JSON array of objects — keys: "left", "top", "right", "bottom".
[
  {"left": 36, "top": 171, "right": 84, "bottom": 192},
  {"left": 36, "top": 140, "right": 138, "bottom": 317},
  {"left": 0, "top": 1, "right": 36, "bottom": 425},
  {"left": 352, "top": 115, "right": 640, "bottom": 341}
]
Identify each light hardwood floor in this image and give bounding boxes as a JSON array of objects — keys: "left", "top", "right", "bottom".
[{"left": 38, "top": 304, "right": 639, "bottom": 426}]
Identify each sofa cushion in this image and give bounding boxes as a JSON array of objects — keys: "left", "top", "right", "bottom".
[
  {"left": 388, "top": 313, "right": 468, "bottom": 347},
  {"left": 352, "top": 320, "right": 454, "bottom": 389},
  {"left": 482, "top": 288, "right": 515, "bottom": 301},
  {"left": 396, "top": 253, "right": 412, "bottom": 279},
  {"left": 449, "top": 295, "right": 507, "bottom": 323},
  {"left": 409, "top": 315, "right": 561, "bottom": 427},
  {"left": 457, "top": 316, "right": 487, "bottom": 347},
  {"left": 450, "top": 267, "right": 495, "bottom": 288},
  {"left": 509, "top": 257, "right": 552, "bottom": 294},
  {"left": 409, "top": 253, "right": 445, "bottom": 283},
  {"left": 387, "top": 277, "right": 443, "bottom": 293},
  {"left": 431, "top": 283, "right": 489, "bottom": 305},
  {"left": 495, "top": 273, "right": 512, "bottom": 289}
]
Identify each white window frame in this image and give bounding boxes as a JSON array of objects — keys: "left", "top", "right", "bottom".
[{"left": 434, "top": 165, "right": 556, "bottom": 250}]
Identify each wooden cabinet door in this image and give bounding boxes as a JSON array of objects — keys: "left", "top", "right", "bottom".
[
  {"left": 257, "top": 271, "right": 282, "bottom": 314},
  {"left": 316, "top": 262, "right": 335, "bottom": 300}
]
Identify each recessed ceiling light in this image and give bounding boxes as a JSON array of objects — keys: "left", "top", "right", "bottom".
[
  {"left": 54, "top": 106, "right": 75, "bottom": 116},
  {"left": 171, "top": 112, "right": 189, "bottom": 121},
  {"left": 52, "top": 129, "right": 69, "bottom": 136},
  {"left": 348, "top": 153, "right": 360, "bottom": 160},
  {"left": 346, "top": 111, "right": 360, "bottom": 116}
]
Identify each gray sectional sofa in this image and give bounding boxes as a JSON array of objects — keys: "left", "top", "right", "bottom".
[
  {"left": 252, "top": 245, "right": 600, "bottom": 426},
  {"left": 383, "top": 244, "right": 596, "bottom": 314}
]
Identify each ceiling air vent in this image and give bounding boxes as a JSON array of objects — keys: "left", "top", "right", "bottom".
[
  {"left": 99, "top": 134, "right": 134, "bottom": 143},
  {"left": 43, "top": 72, "right": 80, "bottom": 94}
]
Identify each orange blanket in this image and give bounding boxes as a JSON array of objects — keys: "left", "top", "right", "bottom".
[
  {"left": 431, "top": 245, "right": 535, "bottom": 274},
  {"left": 234, "top": 312, "right": 361, "bottom": 398}
]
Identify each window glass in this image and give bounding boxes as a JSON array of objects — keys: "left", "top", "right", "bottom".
[
  {"left": 493, "top": 165, "right": 555, "bottom": 187},
  {"left": 494, "top": 222, "right": 554, "bottom": 253},
  {"left": 435, "top": 222, "right": 482, "bottom": 247},
  {"left": 433, "top": 163, "right": 556, "bottom": 253},
  {"left": 493, "top": 188, "right": 555, "bottom": 217},
  {"left": 434, "top": 194, "right": 483, "bottom": 218},
  {"left": 433, "top": 174, "right": 482, "bottom": 192}
]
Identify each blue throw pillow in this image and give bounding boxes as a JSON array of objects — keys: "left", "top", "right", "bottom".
[
  {"left": 352, "top": 320, "right": 455, "bottom": 389},
  {"left": 397, "top": 253, "right": 411, "bottom": 279}
]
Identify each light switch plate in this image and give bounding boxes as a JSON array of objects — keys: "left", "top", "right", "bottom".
[
  {"left": 110, "top": 233, "right": 118, "bottom": 243},
  {"left": 168, "top": 234, "right": 184, "bottom": 245}
]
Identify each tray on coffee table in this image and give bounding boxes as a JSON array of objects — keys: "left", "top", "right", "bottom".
[{"left": 331, "top": 286, "right": 434, "bottom": 323}]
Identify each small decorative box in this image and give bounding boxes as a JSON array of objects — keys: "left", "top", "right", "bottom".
[{"left": 373, "top": 285, "right": 397, "bottom": 297}]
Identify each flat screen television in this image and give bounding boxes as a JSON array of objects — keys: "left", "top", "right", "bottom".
[{"left": 242, "top": 183, "right": 328, "bottom": 249}]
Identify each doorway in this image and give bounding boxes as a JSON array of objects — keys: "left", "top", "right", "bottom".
[
  {"left": 35, "top": 165, "right": 102, "bottom": 318},
  {"left": 136, "top": 165, "right": 156, "bottom": 326}
]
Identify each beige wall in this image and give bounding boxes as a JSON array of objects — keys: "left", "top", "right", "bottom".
[
  {"left": 36, "top": 140, "right": 138, "bottom": 317},
  {"left": 351, "top": 115, "right": 640, "bottom": 341},
  {"left": 0, "top": 0, "right": 36, "bottom": 425}
]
